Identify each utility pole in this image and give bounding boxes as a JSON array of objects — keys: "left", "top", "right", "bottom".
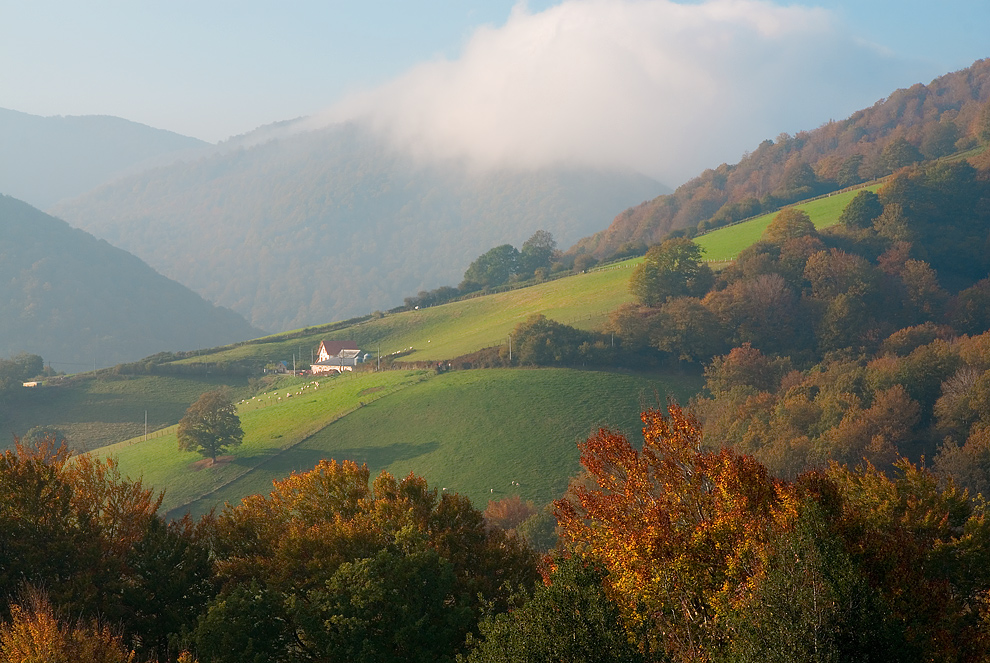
[
  {"left": 508, "top": 334, "right": 512, "bottom": 362},
  {"left": 144, "top": 411, "right": 148, "bottom": 441}
]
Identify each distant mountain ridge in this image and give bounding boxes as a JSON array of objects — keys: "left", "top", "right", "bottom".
[
  {"left": 0, "top": 195, "right": 262, "bottom": 370},
  {"left": 573, "top": 58, "right": 990, "bottom": 257},
  {"left": 0, "top": 107, "right": 209, "bottom": 208},
  {"left": 52, "top": 122, "right": 667, "bottom": 331}
]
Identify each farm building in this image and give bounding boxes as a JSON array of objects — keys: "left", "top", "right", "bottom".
[{"left": 311, "top": 340, "right": 366, "bottom": 374}]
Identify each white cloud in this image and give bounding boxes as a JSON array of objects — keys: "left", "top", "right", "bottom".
[{"left": 311, "top": 0, "right": 910, "bottom": 185}]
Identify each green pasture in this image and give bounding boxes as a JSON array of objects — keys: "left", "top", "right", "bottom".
[
  {"left": 93, "top": 367, "right": 700, "bottom": 518},
  {"left": 0, "top": 374, "right": 253, "bottom": 452},
  {"left": 171, "top": 262, "right": 641, "bottom": 366},
  {"left": 91, "top": 370, "right": 429, "bottom": 515},
  {"left": 695, "top": 184, "right": 882, "bottom": 261}
]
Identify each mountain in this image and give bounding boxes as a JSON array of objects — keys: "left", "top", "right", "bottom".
[
  {"left": 0, "top": 107, "right": 208, "bottom": 208},
  {"left": 50, "top": 122, "right": 667, "bottom": 331},
  {"left": 572, "top": 58, "right": 990, "bottom": 257},
  {"left": 0, "top": 195, "right": 262, "bottom": 370}
]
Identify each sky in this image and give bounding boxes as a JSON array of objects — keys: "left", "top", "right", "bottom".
[{"left": 2, "top": 0, "right": 988, "bottom": 185}]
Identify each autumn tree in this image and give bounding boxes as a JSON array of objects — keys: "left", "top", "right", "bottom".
[
  {"left": 979, "top": 101, "right": 990, "bottom": 145},
  {"left": 483, "top": 495, "right": 536, "bottom": 532},
  {"left": 703, "top": 343, "right": 792, "bottom": 395},
  {"left": 948, "top": 278, "right": 990, "bottom": 335},
  {"left": 879, "top": 137, "right": 923, "bottom": 173},
  {"left": 921, "top": 120, "right": 960, "bottom": 159},
  {"left": 555, "top": 404, "right": 788, "bottom": 659},
  {"left": 0, "top": 436, "right": 205, "bottom": 662},
  {"left": 177, "top": 388, "right": 243, "bottom": 462},
  {"left": 762, "top": 208, "right": 817, "bottom": 245},
  {"left": 209, "top": 460, "right": 539, "bottom": 662},
  {"left": 0, "top": 589, "right": 137, "bottom": 663},
  {"left": 651, "top": 297, "right": 726, "bottom": 361},
  {"left": 629, "top": 238, "right": 713, "bottom": 306},
  {"left": 836, "top": 153, "right": 864, "bottom": 187}
]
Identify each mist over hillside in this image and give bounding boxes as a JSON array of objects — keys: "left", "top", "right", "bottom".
[
  {"left": 0, "top": 107, "right": 208, "bottom": 208},
  {"left": 53, "top": 122, "right": 666, "bottom": 331},
  {"left": 574, "top": 58, "right": 990, "bottom": 257},
  {"left": 0, "top": 195, "right": 261, "bottom": 370}
]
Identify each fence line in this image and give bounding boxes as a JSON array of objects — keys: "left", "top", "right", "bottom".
[{"left": 692, "top": 176, "right": 890, "bottom": 239}]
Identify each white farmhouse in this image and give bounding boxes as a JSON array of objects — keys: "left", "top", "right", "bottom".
[{"left": 311, "top": 340, "right": 363, "bottom": 374}]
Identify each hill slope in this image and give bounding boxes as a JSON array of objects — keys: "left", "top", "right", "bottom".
[
  {"left": 0, "top": 195, "right": 261, "bottom": 370},
  {"left": 51, "top": 121, "right": 667, "bottom": 331},
  {"left": 574, "top": 58, "right": 990, "bottom": 257},
  {"left": 0, "top": 107, "right": 208, "bottom": 208},
  {"left": 88, "top": 368, "right": 701, "bottom": 517}
]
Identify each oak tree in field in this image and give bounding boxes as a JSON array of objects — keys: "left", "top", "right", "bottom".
[{"left": 177, "top": 389, "right": 243, "bottom": 462}]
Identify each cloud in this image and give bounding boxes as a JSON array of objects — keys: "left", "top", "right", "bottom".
[{"left": 311, "top": 0, "right": 912, "bottom": 186}]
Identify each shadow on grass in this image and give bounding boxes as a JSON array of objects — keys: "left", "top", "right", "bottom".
[
  {"left": 166, "top": 441, "right": 444, "bottom": 519},
  {"left": 263, "top": 440, "right": 441, "bottom": 475}
]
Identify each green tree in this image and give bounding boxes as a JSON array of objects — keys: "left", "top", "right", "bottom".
[
  {"left": 295, "top": 546, "right": 473, "bottom": 663},
  {"left": 461, "top": 245, "right": 520, "bottom": 291},
  {"left": 177, "top": 389, "right": 243, "bottom": 462},
  {"left": 838, "top": 190, "right": 883, "bottom": 228},
  {"left": 719, "top": 500, "right": 906, "bottom": 663},
  {"left": 507, "top": 314, "right": 589, "bottom": 366},
  {"left": 518, "top": 230, "right": 557, "bottom": 278},
  {"left": 629, "top": 237, "right": 713, "bottom": 306},
  {"left": 465, "top": 556, "right": 644, "bottom": 663},
  {"left": 0, "top": 353, "right": 44, "bottom": 392},
  {"left": 192, "top": 580, "right": 293, "bottom": 663}
]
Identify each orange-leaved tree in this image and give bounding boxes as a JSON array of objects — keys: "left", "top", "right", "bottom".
[
  {"left": 206, "top": 459, "right": 539, "bottom": 662},
  {"left": 555, "top": 403, "right": 795, "bottom": 659}
]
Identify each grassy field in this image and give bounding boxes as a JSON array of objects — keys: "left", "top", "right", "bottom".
[
  {"left": 90, "top": 367, "right": 701, "bottom": 517},
  {"left": 91, "top": 370, "right": 430, "bottom": 515},
  {"left": 170, "top": 262, "right": 642, "bottom": 366},
  {"left": 695, "top": 184, "right": 882, "bottom": 261},
  {"left": 0, "top": 374, "right": 253, "bottom": 452}
]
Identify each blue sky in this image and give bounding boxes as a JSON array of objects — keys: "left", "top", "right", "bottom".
[{"left": 2, "top": 1, "right": 988, "bottom": 184}]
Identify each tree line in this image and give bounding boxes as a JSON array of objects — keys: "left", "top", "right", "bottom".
[
  {"left": 7, "top": 404, "right": 990, "bottom": 661},
  {"left": 401, "top": 229, "right": 605, "bottom": 312}
]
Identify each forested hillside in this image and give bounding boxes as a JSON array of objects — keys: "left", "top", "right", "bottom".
[
  {"left": 0, "top": 195, "right": 261, "bottom": 370},
  {"left": 52, "top": 122, "right": 666, "bottom": 331},
  {"left": 0, "top": 107, "right": 207, "bottom": 208},
  {"left": 573, "top": 58, "right": 990, "bottom": 257}
]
